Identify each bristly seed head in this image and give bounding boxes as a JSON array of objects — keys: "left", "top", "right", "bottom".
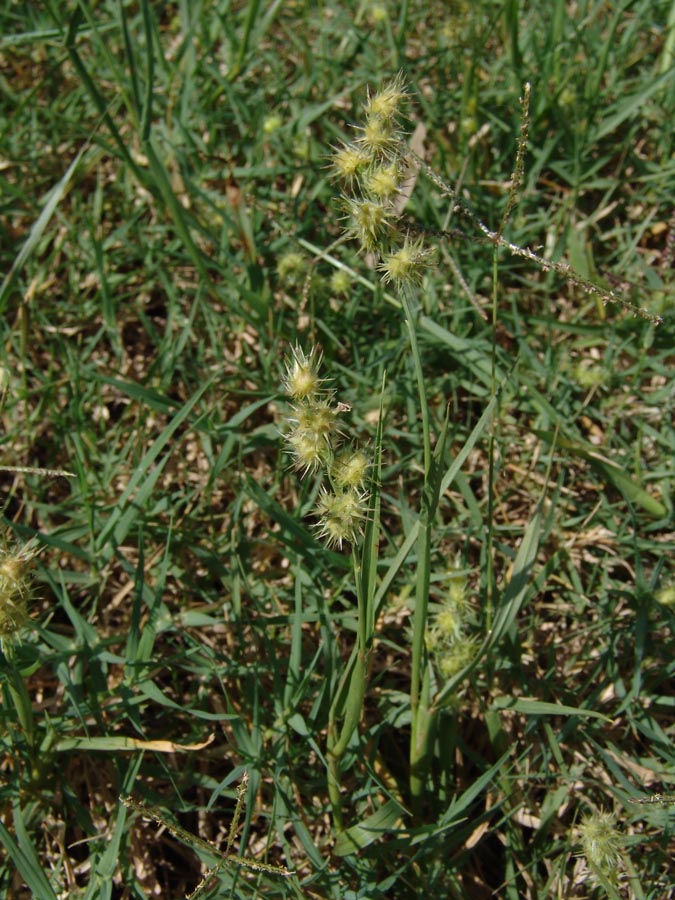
[
  {"left": 290, "top": 397, "right": 340, "bottom": 445},
  {"left": 355, "top": 116, "right": 401, "bottom": 160},
  {"left": 314, "top": 487, "right": 369, "bottom": 549},
  {"left": 282, "top": 345, "right": 324, "bottom": 400},
  {"left": 276, "top": 251, "right": 307, "bottom": 284},
  {"left": 0, "top": 538, "right": 40, "bottom": 640},
  {"left": 344, "top": 198, "right": 393, "bottom": 252},
  {"left": 576, "top": 809, "right": 624, "bottom": 879},
  {"left": 378, "top": 237, "right": 435, "bottom": 286},
  {"left": 364, "top": 75, "right": 407, "bottom": 124},
  {"left": 286, "top": 428, "right": 330, "bottom": 476},
  {"left": 364, "top": 162, "right": 401, "bottom": 201},
  {"left": 331, "top": 449, "right": 369, "bottom": 489},
  {"left": 280, "top": 345, "right": 371, "bottom": 551},
  {"left": 331, "top": 142, "right": 368, "bottom": 185},
  {"left": 330, "top": 269, "right": 351, "bottom": 296}
]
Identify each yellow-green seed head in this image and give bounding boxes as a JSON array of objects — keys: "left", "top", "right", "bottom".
[
  {"left": 314, "top": 487, "right": 369, "bottom": 549},
  {"left": 425, "top": 627, "right": 441, "bottom": 653},
  {"left": 291, "top": 398, "right": 338, "bottom": 444},
  {"left": 330, "top": 270, "right": 351, "bottom": 296},
  {"left": 355, "top": 116, "right": 400, "bottom": 160},
  {"left": 364, "top": 163, "right": 401, "bottom": 201},
  {"left": 287, "top": 428, "right": 329, "bottom": 476},
  {"left": 558, "top": 87, "right": 576, "bottom": 109},
  {"left": 282, "top": 345, "right": 324, "bottom": 400},
  {"left": 346, "top": 198, "right": 392, "bottom": 252},
  {"left": 263, "top": 113, "right": 283, "bottom": 135},
  {"left": 0, "top": 586, "right": 28, "bottom": 638},
  {"left": 437, "top": 639, "right": 477, "bottom": 678},
  {"left": 367, "top": 3, "right": 388, "bottom": 24},
  {"left": 277, "top": 251, "right": 307, "bottom": 284},
  {"left": 655, "top": 583, "right": 675, "bottom": 606},
  {"left": 331, "top": 449, "right": 369, "bottom": 489},
  {"left": 460, "top": 116, "right": 478, "bottom": 139},
  {"left": 572, "top": 362, "right": 609, "bottom": 390},
  {"left": 447, "top": 558, "right": 468, "bottom": 607},
  {"left": 378, "top": 237, "right": 435, "bottom": 286},
  {"left": 577, "top": 810, "right": 623, "bottom": 877},
  {"left": 332, "top": 143, "right": 368, "bottom": 184},
  {"left": 0, "top": 538, "right": 40, "bottom": 639},
  {"left": 292, "top": 133, "right": 311, "bottom": 162},
  {"left": 435, "top": 607, "right": 462, "bottom": 642},
  {"left": 364, "top": 76, "right": 407, "bottom": 123}
]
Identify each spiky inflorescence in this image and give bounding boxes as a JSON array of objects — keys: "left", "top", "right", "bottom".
[
  {"left": 364, "top": 162, "right": 402, "bottom": 202},
  {"left": 330, "top": 76, "right": 436, "bottom": 293},
  {"left": 576, "top": 810, "right": 624, "bottom": 881},
  {"left": 0, "top": 538, "right": 40, "bottom": 639},
  {"left": 286, "top": 427, "right": 330, "bottom": 477},
  {"left": 330, "top": 269, "right": 352, "bottom": 296},
  {"left": 276, "top": 251, "right": 307, "bottom": 284},
  {"left": 363, "top": 74, "right": 407, "bottom": 122},
  {"left": 331, "top": 448, "right": 369, "bottom": 489},
  {"left": 332, "top": 76, "right": 663, "bottom": 324},
  {"left": 343, "top": 198, "right": 394, "bottom": 253},
  {"left": 313, "top": 487, "right": 369, "bottom": 550},
  {"left": 280, "top": 347, "right": 371, "bottom": 550},
  {"left": 331, "top": 142, "right": 369, "bottom": 186},
  {"left": 426, "top": 558, "right": 477, "bottom": 679},
  {"left": 282, "top": 345, "right": 324, "bottom": 400},
  {"left": 378, "top": 237, "right": 436, "bottom": 287},
  {"left": 354, "top": 116, "right": 400, "bottom": 161}
]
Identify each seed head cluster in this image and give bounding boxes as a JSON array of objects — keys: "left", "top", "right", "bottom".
[
  {"left": 0, "top": 538, "right": 40, "bottom": 641},
  {"left": 282, "top": 346, "right": 369, "bottom": 550},
  {"left": 425, "top": 558, "right": 477, "bottom": 679},
  {"left": 576, "top": 809, "right": 624, "bottom": 883},
  {"left": 332, "top": 75, "right": 435, "bottom": 288}
]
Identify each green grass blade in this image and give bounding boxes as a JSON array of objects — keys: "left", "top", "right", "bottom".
[
  {"left": 0, "top": 149, "right": 85, "bottom": 313},
  {"left": 138, "top": 0, "right": 155, "bottom": 141},
  {"left": 61, "top": 8, "right": 143, "bottom": 179},
  {"left": 143, "top": 138, "right": 210, "bottom": 282},
  {"left": 94, "top": 378, "right": 213, "bottom": 558},
  {"left": 534, "top": 429, "right": 668, "bottom": 518},
  {"left": 593, "top": 69, "right": 674, "bottom": 140},
  {"left": 660, "top": 0, "right": 675, "bottom": 74},
  {"left": 358, "top": 373, "right": 385, "bottom": 646},
  {"left": 491, "top": 696, "right": 611, "bottom": 721},
  {"left": 487, "top": 506, "right": 543, "bottom": 649},
  {"left": 332, "top": 800, "right": 403, "bottom": 856},
  {"left": 0, "top": 812, "right": 58, "bottom": 900}
]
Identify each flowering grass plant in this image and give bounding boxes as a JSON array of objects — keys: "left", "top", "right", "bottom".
[{"left": 0, "top": 2, "right": 673, "bottom": 899}]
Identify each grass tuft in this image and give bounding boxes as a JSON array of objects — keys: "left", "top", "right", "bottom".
[{"left": 1, "top": 2, "right": 673, "bottom": 898}]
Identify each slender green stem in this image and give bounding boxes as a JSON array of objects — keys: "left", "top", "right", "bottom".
[
  {"left": 399, "top": 290, "right": 430, "bottom": 712},
  {"left": 327, "top": 651, "right": 366, "bottom": 761},
  {"left": 326, "top": 647, "right": 366, "bottom": 830},
  {"left": 409, "top": 515, "right": 433, "bottom": 812},
  {"left": 410, "top": 665, "right": 437, "bottom": 807},
  {"left": 326, "top": 749, "right": 344, "bottom": 832},
  {"left": 398, "top": 290, "right": 436, "bottom": 807},
  {"left": 1, "top": 643, "right": 36, "bottom": 765},
  {"left": 324, "top": 386, "right": 384, "bottom": 829},
  {"left": 355, "top": 553, "right": 367, "bottom": 655},
  {"left": 485, "top": 245, "right": 500, "bottom": 624},
  {"left": 409, "top": 515, "right": 430, "bottom": 720},
  {"left": 400, "top": 292, "right": 431, "bottom": 476}
]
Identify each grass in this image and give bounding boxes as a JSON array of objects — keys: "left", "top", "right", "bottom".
[{"left": 1, "top": 1, "right": 674, "bottom": 898}]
